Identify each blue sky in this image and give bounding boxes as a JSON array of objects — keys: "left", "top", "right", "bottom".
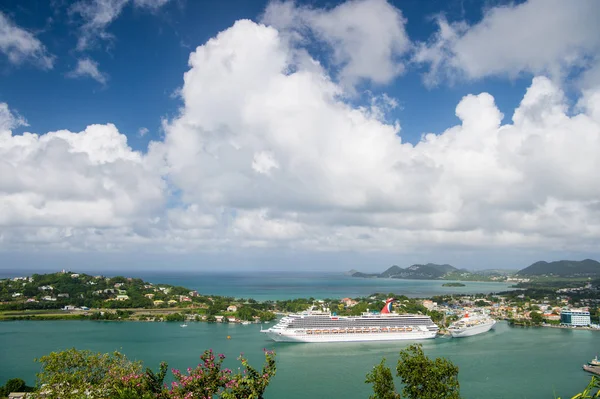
[
  {"left": 1, "top": 0, "right": 600, "bottom": 272},
  {"left": 2, "top": 0, "right": 532, "bottom": 149}
]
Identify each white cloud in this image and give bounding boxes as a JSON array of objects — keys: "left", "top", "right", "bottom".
[
  {"left": 0, "top": 103, "right": 28, "bottom": 131},
  {"left": 0, "top": 12, "right": 54, "bottom": 69},
  {"left": 138, "top": 127, "right": 149, "bottom": 137},
  {"left": 262, "top": 0, "right": 410, "bottom": 89},
  {"left": 70, "top": 0, "right": 172, "bottom": 50},
  {"left": 414, "top": 0, "right": 600, "bottom": 86},
  {"left": 133, "top": 0, "right": 171, "bottom": 9},
  {"left": 2, "top": 15, "right": 600, "bottom": 258},
  {"left": 67, "top": 57, "right": 108, "bottom": 84},
  {"left": 156, "top": 20, "right": 600, "bottom": 253},
  {"left": 0, "top": 118, "right": 165, "bottom": 247}
]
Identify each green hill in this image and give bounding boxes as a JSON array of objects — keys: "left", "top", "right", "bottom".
[
  {"left": 517, "top": 259, "right": 600, "bottom": 277},
  {"left": 351, "top": 263, "right": 461, "bottom": 280}
]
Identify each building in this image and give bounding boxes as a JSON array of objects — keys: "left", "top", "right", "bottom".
[
  {"left": 560, "top": 309, "right": 591, "bottom": 326},
  {"left": 115, "top": 294, "right": 130, "bottom": 301},
  {"left": 227, "top": 305, "right": 238, "bottom": 312}
]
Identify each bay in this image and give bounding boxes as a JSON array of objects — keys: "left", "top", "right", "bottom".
[
  {"left": 134, "top": 271, "right": 515, "bottom": 300},
  {"left": 1, "top": 320, "right": 596, "bottom": 398}
]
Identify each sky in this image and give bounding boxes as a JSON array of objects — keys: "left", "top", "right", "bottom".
[{"left": 1, "top": 0, "right": 600, "bottom": 272}]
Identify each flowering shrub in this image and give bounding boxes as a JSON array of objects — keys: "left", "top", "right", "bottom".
[
  {"left": 30, "top": 348, "right": 276, "bottom": 399},
  {"left": 169, "top": 349, "right": 276, "bottom": 399}
]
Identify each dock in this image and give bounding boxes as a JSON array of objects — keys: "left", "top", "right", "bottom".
[{"left": 582, "top": 365, "right": 600, "bottom": 376}]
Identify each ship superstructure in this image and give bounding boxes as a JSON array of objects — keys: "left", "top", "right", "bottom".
[
  {"left": 448, "top": 311, "right": 496, "bottom": 338},
  {"left": 261, "top": 299, "right": 438, "bottom": 343}
]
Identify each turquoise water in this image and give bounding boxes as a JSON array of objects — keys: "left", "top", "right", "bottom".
[
  {"left": 1, "top": 320, "right": 597, "bottom": 398},
  {"left": 135, "top": 272, "right": 514, "bottom": 300}
]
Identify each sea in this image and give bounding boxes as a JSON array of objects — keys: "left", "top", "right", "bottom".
[
  {"left": 0, "top": 320, "right": 598, "bottom": 398},
  {"left": 129, "top": 271, "right": 516, "bottom": 300}
]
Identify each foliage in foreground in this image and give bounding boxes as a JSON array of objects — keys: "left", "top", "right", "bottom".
[
  {"left": 366, "top": 344, "right": 460, "bottom": 399},
  {"left": 564, "top": 376, "right": 600, "bottom": 399},
  {"left": 30, "top": 347, "right": 276, "bottom": 399}
]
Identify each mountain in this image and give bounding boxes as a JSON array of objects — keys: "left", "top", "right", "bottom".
[
  {"left": 351, "top": 263, "right": 461, "bottom": 280},
  {"left": 517, "top": 259, "right": 600, "bottom": 277}
]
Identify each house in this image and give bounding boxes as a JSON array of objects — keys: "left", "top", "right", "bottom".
[
  {"left": 189, "top": 290, "right": 199, "bottom": 297},
  {"left": 116, "top": 295, "right": 130, "bottom": 301},
  {"left": 179, "top": 295, "right": 192, "bottom": 302},
  {"left": 38, "top": 285, "right": 53, "bottom": 291},
  {"left": 63, "top": 305, "right": 77, "bottom": 311},
  {"left": 8, "top": 392, "right": 29, "bottom": 398},
  {"left": 57, "top": 293, "right": 70, "bottom": 298},
  {"left": 114, "top": 283, "right": 124, "bottom": 288},
  {"left": 341, "top": 298, "right": 358, "bottom": 307},
  {"left": 70, "top": 273, "right": 80, "bottom": 278},
  {"left": 145, "top": 293, "right": 155, "bottom": 299},
  {"left": 215, "top": 316, "right": 224, "bottom": 322},
  {"left": 153, "top": 300, "right": 165, "bottom": 306},
  {"left": 42, "top": 296, "right": 56, "bottom": 301},
  {"left": 227, "top": 305, "right": 238, "bottom": 312},
  {"left": 422, "top": 300, "right": 437, "bottom": 310},
  {"left": 11, "top": 293, "right": 22, "bottom": 297},
  {"left": 168, "top": 299, "right": 178, "bottom": 305},
  {"left": 227, "top": 316, "right": 237, "bottom": 323}
]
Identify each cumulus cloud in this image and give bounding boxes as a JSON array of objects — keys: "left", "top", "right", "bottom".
[
  {"left": 0, "top": 114, "right": 166, "bottom": 250},
  {"left": 414, "top": 0, "right": 600, "bottom": 86},
  {"left": 2, "top": 13, "right": 600, "bottom": 257},
  {"left": 262, "top": 0, "right": 410, "bottom": 89},
  {"left": 138, "top": 127, "right": 149, "bottom": 137},
  {"left": 0, "top": 12, "right": 54, "bottom": 69},
  {"left": 67, "top": 57, "right": 108, "bottom": 84},
  {"left": 157, "top": 20, "right": 600, "bottom": 253}
]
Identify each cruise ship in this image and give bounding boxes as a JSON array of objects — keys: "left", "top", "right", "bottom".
[
  {"left": 261, "top": 299, "right": 438, "bottom": 343},
  {"left": 447, "top": 311, "right": 496, "bottom": 338}
]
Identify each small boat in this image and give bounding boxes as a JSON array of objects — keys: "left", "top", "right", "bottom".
[
  {"left": 180, "top": 323, "right": 188, "bottom": 328},
  {"left": 589, "top": 356, "right": 600, "bottom": 366},
  {"left": 241, "top": 321, "right": 251, "bottom": 325}
]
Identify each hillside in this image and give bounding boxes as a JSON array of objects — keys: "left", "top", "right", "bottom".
[
  {"left": 517, "top": 259, "right": 600, "bottom": 277},
  {"left": 351, "top": 263, "right": 465, "bottom": 280}
]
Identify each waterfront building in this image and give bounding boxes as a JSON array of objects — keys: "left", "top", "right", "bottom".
[{"left": 560, "top": 308, "right": 591, "bottom": 326}]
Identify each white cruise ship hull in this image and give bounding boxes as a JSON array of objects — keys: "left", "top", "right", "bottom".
[
  {"left": 449, "top": 320, "right": 496, "bottom": 338},
  {"left": 262, "top": 329, "right": 437, "bottom": 343}
]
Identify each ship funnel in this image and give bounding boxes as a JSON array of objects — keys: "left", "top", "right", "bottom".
[{"left": 381, "top": 298, "right": 395, "bottom": 314}]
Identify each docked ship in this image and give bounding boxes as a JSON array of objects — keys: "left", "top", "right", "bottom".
[
  {"left": 447, "top": 311, "right": 496, "bottom": 338},
  {"left": 261, "top": 299, "right": 438, "bottom": 343}
]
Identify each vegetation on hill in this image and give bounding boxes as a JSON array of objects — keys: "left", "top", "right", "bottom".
[
  {"left": 517, "top": 259, "right": 600, "bottom": 277},
  {"left": 350, "top": 264, "right": 497, "bottom": 281},
  {"left": 0, "top": 271, "right": 276, "bottom": 323}
]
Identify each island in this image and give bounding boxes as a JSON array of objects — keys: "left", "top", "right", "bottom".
[
  {"left": 348, "top": 263, "right": 510, "bottom": 282},
  {"left": 442, "top": 282, "right": 466, "bottom": 287}
]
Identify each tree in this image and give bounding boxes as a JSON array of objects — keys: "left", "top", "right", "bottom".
[
  {"left": 530, "top": 311, "right": 544, "bottom": 325},
  {"left": 365, "top": 359, "right": 401, "bottom": 399},
  {"left": 366, "top": 344, "right": 461, "bottom": 399},
  {"left": 396, "top": 344, "right": 460, "bottom": 399},
  {"left": 32, "top": 348, "right": 143, "bottom": 399}
]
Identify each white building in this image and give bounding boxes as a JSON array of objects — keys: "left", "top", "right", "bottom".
[{"left": 560, "top": 308, "right": 591, "bottom": 326}]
